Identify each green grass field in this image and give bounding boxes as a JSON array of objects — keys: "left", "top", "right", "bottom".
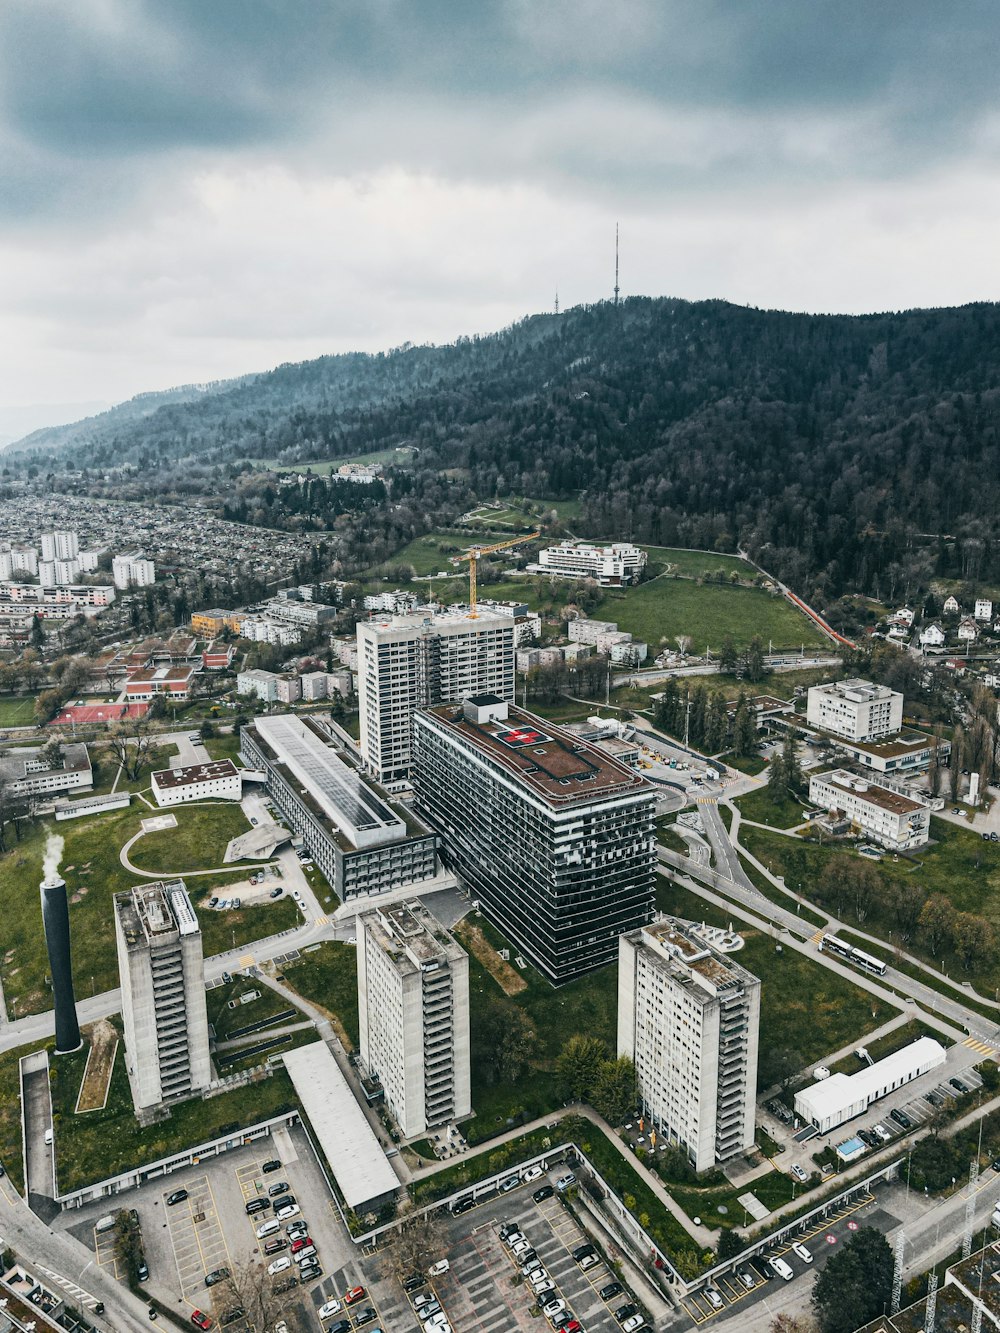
[
  {"left": 591, "top": 578, "right": 826, "bottom": 654},
  {"left": 50, "top": 1023, "right": 298, "bottom": 1193},
  {"left": 740, "top": 819, "right": 1000, "bottom": 995},
  {"left": 127, "top": 803, "right": 251, "bottom": 873},
  {"left": 641, "top": 546, "right": 758, "bottom": 580},
  {"left": 0, "top": 696, "right": 38, "bottom": 726},
  {"left": 0, "top": 804, "right": 284, "bottom": 1016},
  {"left": 208, "top": 978, "right": 304, "bottom": 1041},
  {"left": 280, "top": 942, "right": 360, "bottom": 1050},
  {"left": 0, "top": 1037, "right": 47, "bottom": 1192},
  {"left": 734, "top": 786, "right": 806, "bottom": 828},
  {"left": 374, "top": 529, "right": 506, "bottom": 578}
]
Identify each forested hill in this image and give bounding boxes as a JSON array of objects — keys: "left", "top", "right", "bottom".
[{"left": 17, "top": 296, "right": 1000, "bottom": 597}]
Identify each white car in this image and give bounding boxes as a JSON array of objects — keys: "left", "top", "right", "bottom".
[
  {"left": 542, "top": 1300, "right": 566, "bottom": 1319},
  {"left": 530, "top": 1269, "right": 550, "bottom": 1289},
  {"left": 623, "top": 1318, "right": 645, "bottom": 1333},
  {"left": 318, "top": 1301, "right": 342, "bottom": 1320},
  {"left": 792, "top": 1242, "right": 813, "bottom": 1263},
  {"left": 255, "top": 1219, "right": 279, "bottom": 1238},
  {"left": 275, "top": 1203, "right": 300, "bottom": 1220},
  {"left": 534, "top": 1281, "right": 555, "bottom": 1297},
  {"left": 267, "top": 1256, "right": 291, "bottom": 1275},
  {"left": 706, "top": 1289, "right": 723, "bottom": 1310},
  {"left": 521, "top": 1165, "right": 544, "bottom": 1183},
  {"left": 770, "top": 1257, "right": 794, "bottom": 1281},
  {"left": 512, "top": 1241, "right": 532, "bottom": 1257},
  {"left": 791, "top": 1164, "right": 808, "bottom": 1182},
  {"left": 427, "top": 1259, "right": 450, "bottom": 1277}
]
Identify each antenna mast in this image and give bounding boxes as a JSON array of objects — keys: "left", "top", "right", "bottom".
[
  {"left": 614, "top": 223, "right": 620, "bottom": 306},
  {"left": 555, "top": 290, "right": 559, "bottom": 315}
]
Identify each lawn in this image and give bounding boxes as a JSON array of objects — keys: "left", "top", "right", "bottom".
[
  {"left": 0, "top": 804, "right": 284, "bottom": 1017},
  {"left": 197, "top": 898, "right": 301, "bottom": 961},
  {"left": 826, "top": 1019, "right": 949, "bottom": 1078},
  {"left": 591, "top": 579, "right": 826, "bottom": 654},
  {"left": 734, "top": 786, "right": 806, "bottom": 829},
  {"left": 654, "top": 875, "right": 890, "bottom": 1087},
  {"left": 251, "top": 445, "right": 412, "bottom": 473},
  {"left": 640, "top": 546, "right": 757, "bottom": 581},
  {"left": 201, "top": 731, "right": 244, "bottom": 764},
  {"left": 127, "top": 802, "right": 251, "bottom": 874},
  {"left": 373, "top": 529, "right": 505, "bottom": 578},
  {"left": 0, "top": 695, "right": 38, "bottom": 727},
  {"left": 50, "top": 1022, "right": 298, "bottom": 1193},
  {"left": 207, "top": 977, "right": 303, "bottom": 1041},
  {"left": 464, "top": 914, "right": 620, "bottom": 1143},
  {"left": 279, "top": 942, "right": 360, "bottom": 1050},
  {"left": 0, "top": 1038, "right": 48, "bottom": 1193},
  {"left": 740, "top": 818, "right": 1000, "bottom": 995},
  {"left": 721, "top": 752, "right": 768, "bottom": 776}
]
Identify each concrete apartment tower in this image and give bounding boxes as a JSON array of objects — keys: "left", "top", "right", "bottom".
[
  {"left": 618, "top": 920, "right": 761, "bottom": 1173},
  {"left": 356, "top": 901, "right": 470, "bottom": 1138},
  {"left": 114, "top": 881, "right": 211, "bottom": 1114},
  {"left": 356, "top": 610, "right": 515, "bottom": 785}
]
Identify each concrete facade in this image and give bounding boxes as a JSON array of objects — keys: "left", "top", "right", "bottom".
[
  {"left": 151, "top": 758, "right": 242, "bottom": 807},
  {"left": 617, "top": 920, "right": 761, "bottom": 1173},
  {"left": 806, "top": 678, "right": 904, "bottom": 741},
  {"left": 809, "top": 768, "right": 930, "bottom": 850},
  {"left": 113, "top": 880, "right": 211, "bottom": 1112},
  {"left": 356, "top": 901, "right": 471, "bottom": 1137},
  {"left": 357, "top": 610, "right": 515, "bottom": 784}
]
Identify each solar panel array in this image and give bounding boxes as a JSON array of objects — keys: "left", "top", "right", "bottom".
[{"left": 256, "top": 714, "right": 403, "bottom": 845}]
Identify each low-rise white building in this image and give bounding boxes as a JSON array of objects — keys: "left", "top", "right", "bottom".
[
  {"left": 943, "top": 595, "right": 960, "bottom": 615},
  {"left": 920, "top": 622, "right": 946, "bottom": 647},
  {"left": 151, "top": 759, "right": 242, "bottom": 807},
  {"left": 809, "top": 768, "right": 930, "bottom": 849},
  {"left": 528, "top": 540, "right": 647, "bottom": 586},
  {"left": 0, "top": 742, "right": 92, "bottom": 798},
  {"left": 806, "top": 679, "right": 903, "bottom": 741},
  {"left": 567, "top": 617, "right": 620, "bottom": 645},
  {"left": 958, "top": 618, "right": 980, "bottom": 642},
  {"left": 975, "top": 599, "right": 994, "bottom": 622},
  {"left": 236, "top": 668, "right": 279, "bottom": 702},
  {"left": 794, "top": 1037, "right": 946, "bottom": 1133}
]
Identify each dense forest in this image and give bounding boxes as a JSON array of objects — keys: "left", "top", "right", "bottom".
[{"left": 11, "top": 296, "right": 1000, "bottom": 600}]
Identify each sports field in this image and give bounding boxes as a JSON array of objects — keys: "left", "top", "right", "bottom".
[{"left": 0, "top": 695, "right": 37, "bottom": 726}]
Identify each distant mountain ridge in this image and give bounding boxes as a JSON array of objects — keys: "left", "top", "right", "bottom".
[{"left": 13, "top": 296, "right": 1000, "bottom": 596}]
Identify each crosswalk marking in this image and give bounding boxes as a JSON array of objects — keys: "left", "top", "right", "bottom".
[{"left": 963, "top": 1036, "right": 996, "bottom": 1055}]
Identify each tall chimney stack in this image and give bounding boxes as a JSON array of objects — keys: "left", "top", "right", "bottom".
[{"left": 40, "top": 876, "right": 82, "bottom": 1055}]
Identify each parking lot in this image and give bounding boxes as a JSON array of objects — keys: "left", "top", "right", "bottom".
[
  {"left": 355, "top": 1168, "right": 646, "bottom": 1333},
  {"left": 163, "top": 1175, "right": 233, "bottom": 1302},
  {"left": 60, "top": 1125, "right": 357, "bottom": 1321}
]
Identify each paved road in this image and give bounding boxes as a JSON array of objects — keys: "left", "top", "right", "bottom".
[{"left": 614, "top": 654, "right": 841, "bottom": 687}]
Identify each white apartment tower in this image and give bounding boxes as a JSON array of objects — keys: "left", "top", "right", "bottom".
[
  {"left": 112, "top": 551, "right": 156, "bottom": 590},
  {"left": 806, "top": 678, "right": 903, "bottom": 742},
  {"left": 357, "top": 610, "right": 515, "bottom": 784},
  {"left": 356, "top": 901, "right": 471, "bottom": 1137},
  {"left": 113, "top": 880, "right": 211, "bottom": 1113},
  {"left": 40, "top": 531, "right": 80, "bottom": 562},
  {"left": 618, "top": 920, "right": 761, "bottom": 1173}
]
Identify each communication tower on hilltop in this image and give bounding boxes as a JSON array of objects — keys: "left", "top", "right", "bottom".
[{"left": 614, "top": 223, "right": 620, "bottom": 306}]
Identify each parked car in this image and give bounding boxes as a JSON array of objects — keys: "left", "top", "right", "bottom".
[
  {"left": 615, "top": 1305, "right": 639, "bottom": 1324},
  {"left": 791, "top": 1164, "right": 808, "bottom": 1182},
  {"left": 190, "top": 1314, "right": 211, "bottom": 1330},
  {"left": 353, "top": 1310, "right": 377, "bottom": 1327},
  {"left": 402, "top": 1275, "right": 426, "bottom": 1292},
  {"left": 622, "top": 1318, "right": 645, "bottom": 1333},
  {"left": 318, "top": 1306, "right": 343, "bottom": 1324},
  {"left": 500, "top": 1175, "right": 520, "bottom": 1193},
  {"left": 263, "top": 1239, "right": 287, "bottom": 1256},
  {"left": 295, "top": 1246, "right": 317, "bottom": 1264},
  {"left": 599, "top": 1282, "right": 624, "bottom": 1300},
  {"left": 326, "top": 1323, "right": 351, "bottom": 1333},
  {"left": 572, "top": 1243, "right": 596, "bottom": 1262},
  {"left": 261, "top": 1159, "right": 281, "bottom": 1173},
  {"left": 451, "top": 1196, "right": 475, "bottom": 1215},
  {"left": 166, "top": 1189, "right": 189, "bottom": 1206},
  {"left": 267, "top": 1257, "right": 291, "bottom": 1275},
  {"left": 951, "top": 1078, "right": 969, "bottom": 1094},
  {"left": 343, "top": 1287, "right": 366, "bottom": 1306},
  {"left": 268, "top": 1181, "right": 290, "bottom": 1197},
  {"left": 579, "top": 1255, "right": 600, "bottom": 1272},
  {"left": 299, "top": 1264, "right": 322, "bottom": 1282},
  {"left": 737, "top": 1271, "right": 755, "bottom": 1290},
  {"left": 555, "top": 1174, "right": 576, "bottom": 1192},
  {"left": 792, "top": 1243, "right": 813, "bottom": 1263},
  {"left": 521, "top": 1165, "right": 544, "bottom": 1183},
  {"left": 290, "top": 1236, "right": 313, "bottom": 1253},
  {"left": 275, "top": 1203, "right": 300, "bottom": 1220},
  {"left": 770, "top": 1257, "right": 794, "bottom": 1281},
  {"left": 533, "top": 1185, "right": 554, "bottom": 1202},
  {"left": 205, "top": 1267, "right": 231, "bottom": 1288},
  {"left": 706, "top": 1289, "right": 723, "bottom": 1310},
  {"left": 890, "top": 1108, "right": 913, "bottom": 1129}
]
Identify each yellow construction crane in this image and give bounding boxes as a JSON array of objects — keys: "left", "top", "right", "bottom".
[{"left": 452, "top": 531, "right": 540, "bottom": 616}]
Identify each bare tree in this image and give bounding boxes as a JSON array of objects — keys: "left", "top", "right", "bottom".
[
  {"left": 217, "top": 1257, "right": 296, "bottom": 1330},
  {"left": 382, "top": 1204, "right": 447, "bottom": 1285},
  {"left": 107, "top": 719, "right": 155, "bottom": 783},
  {"left": 675, "top": 635, "right": 693, "bottom": 657}
]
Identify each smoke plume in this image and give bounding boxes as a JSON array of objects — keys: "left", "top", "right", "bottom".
[{"left": 42, "top": 834, "right": 64, "bottom": 884}]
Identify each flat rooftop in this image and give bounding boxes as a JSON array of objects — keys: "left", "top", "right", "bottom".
[
  {"left": 812, "top": 677, "right": 896, "bottom": 703},
  {"left": 126, "top": 665, "right": 194, "bottom": 683},
  {"left": 153, "top": 758, "right": 239, "bottom": 789},
  {"left": 640, "top": 920, "right": 748, "bottom": 991},
  {"left": 835, "top": 729, "right": 942, "bottom": 759},
  {"left": 282, "top": 1042, "right": 399, "bottom": 1211},
  {"left": 423, "top": 703, "right": 649, "bottom": 809},
  {"left": 253, "top": 713, "right": 406, "bottom": 849},
  {"left": 114, "top": 879, "right": 198, "bottom": 949},
  {"left": 361, "top": 899, "right": 465, "bottom": 975},
  {"left": 813, "top": 769, "right": 924, "bottom": 815}
]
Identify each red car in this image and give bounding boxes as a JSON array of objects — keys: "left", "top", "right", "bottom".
[
  {"left": 190, "top": 1312, "right": 212, "bottom": 1330},
  {"left": 564, "top": 1323, "right": 582, "bottom": 1333},
  {"left": 290, "top": 1236, "right": 313, "bottom": 1253},
  {"left": 343, "top": 1287, "right": 366, "bottom": 1306}
]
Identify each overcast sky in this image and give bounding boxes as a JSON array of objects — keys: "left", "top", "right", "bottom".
[{"left": 1, "top": 1, "right": 998, "bottom": 422}]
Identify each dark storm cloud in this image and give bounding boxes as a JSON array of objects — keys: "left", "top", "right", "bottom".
[{"left": 2, "top": 0, "right": 998, "bottom": 220}]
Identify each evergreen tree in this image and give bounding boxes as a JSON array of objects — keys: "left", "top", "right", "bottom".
[
  {"left": 782, "top": 730, "right": 803, "bottom": 794},
  {"left": 704, "top": 692, "right": 728, "bottom": 754},
  {"left": 733, "top": 693, "right": 757, "bottom": 758}
]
